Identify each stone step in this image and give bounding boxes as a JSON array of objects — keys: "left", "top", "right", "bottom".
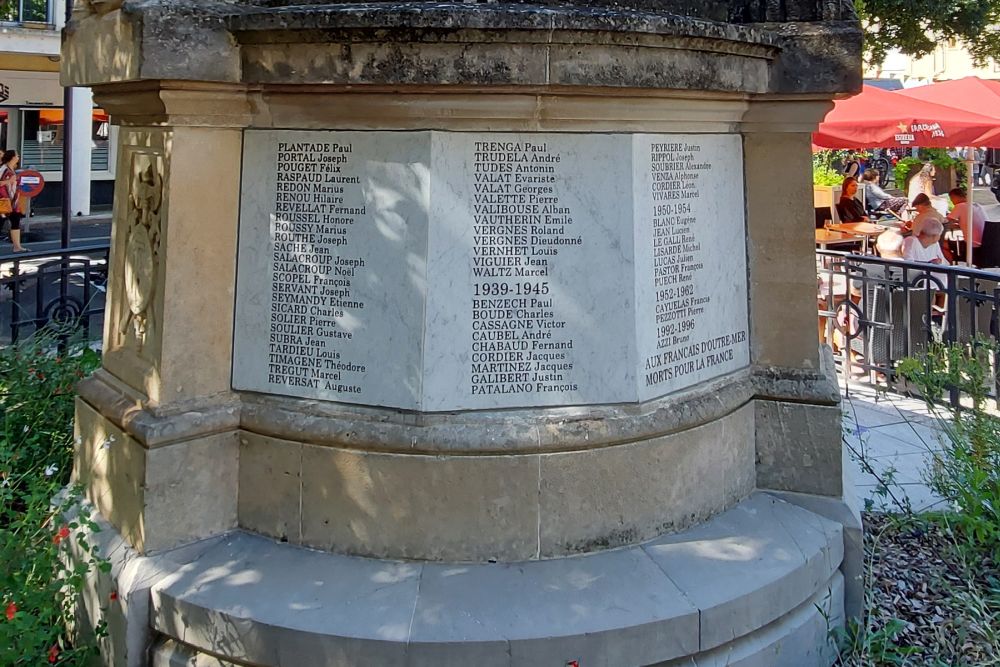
[{"left": 147, "top": 492, "right": 845, "bottom": 666}]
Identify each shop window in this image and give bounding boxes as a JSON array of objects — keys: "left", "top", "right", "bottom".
[
  {"left": 18, "top": 107, "right": 110, "bottom": 173},
  {"left": 0, "top": 0, "right": 50, "bottom": 23}
]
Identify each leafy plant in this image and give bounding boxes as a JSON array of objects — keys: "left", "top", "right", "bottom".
[
  {"left": 831, "top": 517, "right": 921, "bottom": 666},
  {"left": 920, "top": 148, "right": 968, "bottom": 189},
  {"left": 814, "top": 150, "right": 852, "bottom": 186},
  {"left": 897, "top": 341, "right": 1000, "bottom": 560},
  {"left": 893, "top": 152, "right": 968, "bottom": 196},
  {"left": 0, "top": 333, "right": 106, "bottom": 666},
  {"left": 893, "top": 157, "right": 923, "bottom": 193},
  {"left": 857, "top": 0, "right": 1000, "bottom": 69}
]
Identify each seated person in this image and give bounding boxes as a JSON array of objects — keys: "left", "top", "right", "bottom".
[
  {"left": 905, "top": 193, "right": 945, "bottom": 237},
  {"left": 837, "top": 176, "right": 867, "bottom": 222},
  {"left": 875, "top": 229, "right": 905, "bottom": 259},
  {"left": 945, "top": 187, "right": 986, "bottom": 259},
  {"left": 902, "top": 218, "right": 948, "bottom": 304},
  {"left": 902, "top": 217, "right": 946, "bottom": 264},
  {"left": 862, "top": 170, "right": 907, "bottom": 214}
]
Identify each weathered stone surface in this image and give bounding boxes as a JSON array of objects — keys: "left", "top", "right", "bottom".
[
  {"left": 658, "top": 573, "right": 844, "bottom": 666},
  {"left": 66, "top": 500, "right": 226, "bottom": 667},
  {"left": 151, "top": 639, "right": 242, "bottom": 667},
  {"left": 238, "top": 368, "right": 757, "bottom": 454},
  {"left": 768, "top": 489, "right": 864, "bottom": 619},
  {"left": 756, "top": 400, "right": 844, "bottom": 497},
  {"left": 137, "top": 493, "right": 843, "bottom": 666},
  {"left": 411, "top": 548, "right": 700, "bottom": 664},
  {"left": 644, "top": 493, "right": 841, "bottom": 651},
  {"left": 73, "top": 397, "right": 239, "bottom": 555},
  {"left": 234, "top": 405, "right": 755, "bottom": 561},
  {"left": 538, "top": 404, "right": 755, "bottom": 556},
  {"left": 298, "top": 443, "right": 541, "bottom": 561},
  {"left": 235, "top": 0, "right": 855, "bottom": 24},
  {"left": 63, "top": 0, "right": 860, "bottom": 95},
  {"left": 238, "top": 433, "right": 301, "bottom": 543},
  {"left": 74, "top": 397, "right": 147, "bottom": 551}
]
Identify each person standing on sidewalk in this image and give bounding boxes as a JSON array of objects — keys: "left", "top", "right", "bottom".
[{"left": 0, "top": 150, "right": 27, "bottom": 252}]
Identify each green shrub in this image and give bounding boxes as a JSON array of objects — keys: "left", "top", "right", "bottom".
[
  {"left": 894, "top": 151, "right": 969, "bottom": 193},
  {"left": 0, "top": 334, "right": 106, "bottom": 666},
  {"left": 813, "top": 149, "right": 852, "bottom": 186},
  {"left": 897, "top": 342, "right": 1000, "bottom": 559},
  {"left": 893, "top": 156, "right": 923, "bottom": 192}
]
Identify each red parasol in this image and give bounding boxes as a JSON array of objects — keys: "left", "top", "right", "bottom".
[
  {"left": 813, "top": 84, "right": 1000, "bottom": 149},
  {"left": 895, "top": 77, "right": 1000, "bottom": 128},
  {"left": 895, "top": 77, "right": 1000, "bottom": 264}
]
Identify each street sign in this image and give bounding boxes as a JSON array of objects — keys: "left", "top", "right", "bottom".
[{"left": 17, "top": 170, "right": 45, "bottom": 198}]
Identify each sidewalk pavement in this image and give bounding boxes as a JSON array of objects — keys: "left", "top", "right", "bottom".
[
  {"left": 25, "top": 210, "right": 112, "bottom": 230},
  {"left": 842, "top": 383, "right": 949, "bottom": 513}
]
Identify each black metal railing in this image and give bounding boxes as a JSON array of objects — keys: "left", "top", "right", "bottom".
[
  {"left": 818, "top": 250, "right": 1000, "bottom": 406},
  {"left": 1, "top": 244, "right": 110, "bottom": 346}
]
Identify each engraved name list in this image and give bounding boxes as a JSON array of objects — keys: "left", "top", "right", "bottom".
[{"left": 267, "top": 141, "right": 368, "bottom": 394}]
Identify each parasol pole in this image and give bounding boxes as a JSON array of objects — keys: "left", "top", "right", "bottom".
[{"left": 966, "top": 149, "right": 975, "bottom": 266}]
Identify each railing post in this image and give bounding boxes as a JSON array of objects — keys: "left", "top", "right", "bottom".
[{"left": 946, "top": 271, "right": 960, "bottom": 408}]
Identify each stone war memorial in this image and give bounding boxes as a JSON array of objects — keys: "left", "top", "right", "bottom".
[{"left": 62, "top": 0, "right": 862, "bottom": 664}]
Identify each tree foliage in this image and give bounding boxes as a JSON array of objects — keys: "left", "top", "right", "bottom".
[{"left": 856, "top": 0, "right": 1000, "bottom": 68}]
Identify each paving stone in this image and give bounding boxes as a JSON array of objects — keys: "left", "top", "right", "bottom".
[
  {"left": 865, "top": 423, "right": 941, "bottom": 453},
  {"left": 844, "top": 401, "right": 906, "bottom": 428},
  {"left": 860, "top": 429, "right": 933, "bottom": 460}
]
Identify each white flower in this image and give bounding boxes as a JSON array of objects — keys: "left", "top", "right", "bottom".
[
  {"left": 44, "top": 464, "right": 58, "bottom": 477},
  {"left": 22, "top": 425, "right": 29, "bottom": 434}
]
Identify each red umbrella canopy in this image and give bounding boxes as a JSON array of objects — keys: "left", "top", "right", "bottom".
[
  {"left": 895, "top": 76, "right": 1000, "bottom": 128},
  {"left": 813, "top": 84, "right": 1000, "bottom": 149}
]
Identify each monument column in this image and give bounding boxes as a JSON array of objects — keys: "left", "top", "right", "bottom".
[
  {"left": 73, "top": 85, "right": 250, "bottom": 554},
  {"left": 743, "top": 99, "right": 863, "bottom": 615}
]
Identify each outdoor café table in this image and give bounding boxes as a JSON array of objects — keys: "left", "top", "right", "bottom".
[
  {"left": 815, "top": 228, "right": 862, "bottom": 251},
  {"left": 826, "top": 222, "right": 887, "bottom": 255}
]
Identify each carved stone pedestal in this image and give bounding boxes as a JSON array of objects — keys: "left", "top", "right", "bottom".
[{"left": 63, "top": 1, "right": 862, "bottom": 665}]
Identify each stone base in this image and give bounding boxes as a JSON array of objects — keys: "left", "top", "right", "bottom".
[{"left": 74, "top": 492, "right": 848, "bottom": 667}]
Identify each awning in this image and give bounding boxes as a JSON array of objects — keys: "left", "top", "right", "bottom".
[
  {"left": 37, "top": 108, "right": 110, "bottom": 124},
  {"left": 813, "top": 84, "right": 1000, "bottom": 149},
  {"left": 895, "top": 77, "right": 1000, "bottom": 129}
]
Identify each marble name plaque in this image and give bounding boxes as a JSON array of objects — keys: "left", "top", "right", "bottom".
[{"left": 233, "top": 130, "right": 749, "bottom": 411}]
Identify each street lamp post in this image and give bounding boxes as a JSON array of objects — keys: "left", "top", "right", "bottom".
[{"left": 60, "top": 0, "right": 73, "bottom": 248}]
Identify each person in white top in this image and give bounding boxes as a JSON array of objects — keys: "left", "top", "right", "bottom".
[
  {"left": 875, "top": 228, "right": 904, "bottom": 259},
  {"left": 945, "top": 187, "right": 987, "bottom": 253},
  {"left": 902, "top": 217, "right": 947, "bottom": 265},
  {"left": 902, "top": 217, "right": 948, "bottom": 304}
]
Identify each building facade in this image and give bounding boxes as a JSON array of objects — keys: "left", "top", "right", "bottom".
[
  {"left": 1, "top": 0, "right": 115, "bottom": 213},
  {"left": 867, "top": 44, "right": 1000, "bottom": 86}
]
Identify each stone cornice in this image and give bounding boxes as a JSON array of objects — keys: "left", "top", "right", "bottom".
[
  {"left": 62, "top": 0, "right": 861, "bottom": 95},
  {"left": 78, "top": 358, "right": 839, "bottom": 453}
]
